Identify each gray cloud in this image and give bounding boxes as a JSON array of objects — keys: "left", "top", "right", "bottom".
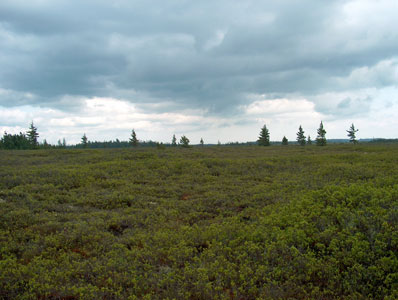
[{"left": 0, "top": 0, "right": 397, "bottom": 119}]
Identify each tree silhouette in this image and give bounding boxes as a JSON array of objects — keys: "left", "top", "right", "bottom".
[
  {"left": 347, "top": 123, "right": 359, "bottom": 144},
  {"left": 316, "top": 121, "right": 327, "bottom": 146},
  {"left": 129, "top": 129, "right": 139, "bottom": 147},
  {"left": 179, "top": 135, "right": 190, "bottom": 148},
  {"left": 258, "top": 125, "right": 270, "bottom": 146},
  {"left": 172, "top": 134, "right": 177, "bottom": 146},
  {"left": 27, "top": 121, "right": 39, "bottom": 148},
  {"left": 81, "top": 133, "right": 88, "bottom": 148},
  {"left": 296, "top": 125, "right": 306, "bottom": 146}
]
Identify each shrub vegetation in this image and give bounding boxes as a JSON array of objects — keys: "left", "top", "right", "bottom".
[{"left": 1, "top": 144, "right": 398, "bottom": 299}]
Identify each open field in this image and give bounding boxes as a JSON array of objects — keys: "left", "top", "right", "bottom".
[{"left": 1, "top": 145, "right": 398, "bottom": 299}]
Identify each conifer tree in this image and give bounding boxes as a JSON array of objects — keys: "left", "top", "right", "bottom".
[
  {"left": 316, "top": 121, "right": 327, "bottom": 146},
  {"left": 172, "top": 134, "right": 177, "bottom": 146},
  {"left": 347, "top": 123, "right": 359, "bottom": 144},
  {"left": 1, "top": 131, "right": 31, "bottom": 150},
  {"left": 200, "top": 138, "right": 204, "bottom": 146},
  {"left": 296, "top": 125, "right": 306, "bottom": 146},
  {"left": 81, "top": 133, "right": 88, "bottom": 148},
  {"left": 179, "top": 135, "right": 190, "bottom": 148},
  {"left": 258, "top": 124, "right": 270, "bottom": 146},
  {"left": 282, "top": 136, "right": 288, "bottom": 145},
  {"left": 307, "top": 135, "right": 312, "bottom": 145},
  {"left": 27, "top": 121, "right": 39, "bottom": 148},
  {"left": 42, "top": 139, "right": 50, "bottom": 149},
  {"left": 129, "top": 129, "right": 138, "bottom": 147}
]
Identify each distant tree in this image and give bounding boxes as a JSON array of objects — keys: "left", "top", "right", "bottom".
[
  {"left": 200, "top": 138, "right": 204, "bottom": 146},
  {"left": 81, "top": 133, "right": 88, "bottom": 148},
  {"left": 347, "top": 123, "right": 359, "bottom": 144},
  {"left": 282, "top": 136, "right": 288, "bottom": 145},
  {"left": 172, "top": 134, "right": 177, "bottom": 146},
  {"left": 316, "top": 121, "right": 327, "bottom": 146},
  {"left": 296, "top": 125, "right": 306, "bottom": 146},
  {"left": 258, "top": 124, "right": 270, "bottom": 146},
  {"left": 42, "top": 139, "right": 50, "bottom": 149},
  {"left": 27, "top": 121, "right": 39, "bottom": 148},
  {"left": 307, "top": 135, "right": 312, "bottom": 145},
  {"left": 156, "top": 142, "right": 166, "bottom": 150},
  {"left": 179, "top": 135, "right": 190, "bottom": 148},
  {"left": 217, "top": 140, "right": 221, "bottom": 146},
  {"left": 57, "top": 138, "right": 67, "bottom": 148},
  {"left": 129, "top": 129, "right": 138, "bottom": 147}
]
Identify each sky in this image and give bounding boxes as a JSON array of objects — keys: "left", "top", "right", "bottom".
[{"left": 0, "top": 0, "right": 397, "bottom": 144}]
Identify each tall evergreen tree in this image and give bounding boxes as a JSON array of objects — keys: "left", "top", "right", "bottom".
[
  {"left": 200, "top": 138, "right": 204, "bottom": 146},
  {"left": 27, "top": 121, "right": 39, "bottom": 148},
  {"left": 129, "top": 129, "right": 138, "bottom": 147},
  {"left": 258, "top": 124, "right": 270, "bottom": 146},
  {"left": 282, "top": 136, "right": 288, "bottom": 145},
  {"left": 316, "top": 121, "right": 327, "bottom": 146},
  {"left": 172, "top": 134, "right": 177, "bottom": 146},
  {"left": 307, "top": 135, "right": 312, "bottom": 145},
  {"left": 347, "top": 123, "right": 359, "bottom": 144},
  {"left": 296, "top": 125, "right": 306, "bottom": 146},
  {"left": 81, "top": 133, "right": 88, "bottom": 148}
]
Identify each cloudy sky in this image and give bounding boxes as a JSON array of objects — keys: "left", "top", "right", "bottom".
[{"left": 1, "top": 0, "right": 397, "bottom": 144}]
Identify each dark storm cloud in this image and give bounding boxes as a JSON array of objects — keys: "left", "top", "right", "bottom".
[{"left": 0, "top": 0, "right": 397, "bottom": 115}]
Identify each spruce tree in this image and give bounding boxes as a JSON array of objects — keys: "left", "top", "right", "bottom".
[
  {"left": 200, "top": 138, "right": 204, "bottom": 146},
  {"left": 172, "top": 134, "right": 177, "bottom": 146},
  {"left": 2, "top": 132, "right": 30, "bottom": 150},
  {"left": 81, "top": 133, "right": 88, "bottom": 148},
  {"left": 307, "top": 135, "right": 312, "bottom": 145},
  {"left": 258, "top": 124, "right": 270, "bottom": 146},
  {"left": 347, "top": 123, "right": 359, "bottom": 144},
  {"left": 296, "top": 125, "right": 306, "bottom": 146},
  {"left": 316, "top": 121, "right": 327, "bottom": 146},
  {"left": 179, "top": 135, "right": 190, "bottom": 148},
  {"left": 282, "top": 136, "right": 288, "bottom": 145},
  {"left": 27, "top": 121, "right": 39, "bottom": 148},
  {"left": 129, "top": 129, "right": 138, "bottom": 147},
  {"left": 42, "top": 139, "right": 50, "bottom": 149}
]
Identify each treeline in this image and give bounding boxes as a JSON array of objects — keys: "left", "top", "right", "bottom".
[
  {"left": 0, "top": 122, "right": 41, "bottom": 150},
  {"left": 256, "top": 121, "right": 360, "bottom": 146},
  {"left": 1, "top": 120, "right": 393, "bottom": 150}
]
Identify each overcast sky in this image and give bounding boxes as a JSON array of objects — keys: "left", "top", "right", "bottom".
[{"left": 1, "top": 0, "right": 397, "bottom": 144}]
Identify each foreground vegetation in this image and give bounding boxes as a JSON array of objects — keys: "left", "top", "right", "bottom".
[{"left": 1, "top": 144, "right": 398, "bottom": 299}]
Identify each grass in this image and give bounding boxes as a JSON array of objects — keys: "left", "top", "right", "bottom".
[{"left": 1, "top": 144, "right": 398, "bottom": 299}]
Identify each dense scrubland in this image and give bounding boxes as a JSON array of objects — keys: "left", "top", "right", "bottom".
[{"left": 1, "top": 144, "right": 398, "bottom": 299}]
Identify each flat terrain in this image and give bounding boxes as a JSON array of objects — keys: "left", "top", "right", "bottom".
[{"left": 1, "top": 145, "right": 398, "bottom": 299}]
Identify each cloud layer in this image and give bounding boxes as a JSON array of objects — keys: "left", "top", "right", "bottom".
[{"left": 1, "top": 0, "right": 397, "bottom": 142}]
